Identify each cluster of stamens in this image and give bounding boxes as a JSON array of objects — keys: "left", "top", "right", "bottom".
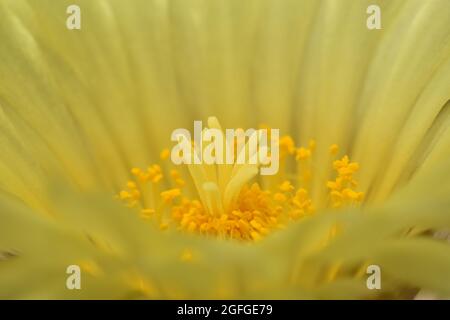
[{"left": 118, "top": 121, "right": 363, "bottom": 242}]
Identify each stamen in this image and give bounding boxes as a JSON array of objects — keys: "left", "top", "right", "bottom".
[
  {"left": 160, "top": 149, "right": 170, "bottom": 160},
  {"left": 326, "top": 154, "right": 364, "bottom": 208},
  {"left": 118, "top": 119, "right": 364, "bottom": 242},
  {"left": 160, "top": 188, "right": 181, "bottom": 203},
  {"left": 329, "top": 144, "right": 339, "bottom": 155},
  {"left": 296, "top": 147, "right": 311, "bottom": 161}
]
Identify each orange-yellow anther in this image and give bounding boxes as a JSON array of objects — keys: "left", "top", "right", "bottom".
[
  {"left": 327, "top": 155, "right": 364, "bottom": 208},
  {"left": 148, "top": 165, "right": 163, "bottom": 183},
  {"left": 160, "top": 149, "right": 170, "bottom": 160},
  {"left": 279, "top": 180, "right": 294, "bottom": 192},
  {"left": 279, "top": 136, "right": 296, "bottom": 157},
  {"left": 118, "top": 181, "right": 141, "bottom": 207},
  {"left": 274, "top": 192, "right": 287, "bottom": 202},
  {"left": 140, "top": 208, "right": 155, "bottom": 219},
  {"left": 127, "top": 181, "right": 137, "bottom": 189},
  {"left": 119, "top": 190, "right": 131, "bottom": 200},
  {"left": 330, "top": 144, "right": 339, "bottom": 155},
  {"left": 289, "top": 188, "right": 314, "bottom": 219},
  {"left": 131, "top": 167, "right": 150, "bottom": 182},
  {"left": 170, "top": 169, "right": 185, "bottom": 187},
  {"left": 296, "top": 147, "right": 311, "bottom": 160},
  {"left": 170, "top": 169, "right": 181, "bottom": 179},
  {"left": 160, "top": 188, "right": 181, "bottom": 203}
]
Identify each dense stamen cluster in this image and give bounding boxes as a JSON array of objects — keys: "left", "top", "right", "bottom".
[
  {"left": 172, "top": 184, "right": 283, "bottom": 241},
  {"left": 118, "top": 118, "right": 363, "bottom": 241}
]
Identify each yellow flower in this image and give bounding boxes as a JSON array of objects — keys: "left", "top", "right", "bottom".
[{"left": 0, "top": 0, "right": 450, "bottom": 299}]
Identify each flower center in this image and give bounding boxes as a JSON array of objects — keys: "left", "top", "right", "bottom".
[{"left": 118, "top": 117, "right": 363, "bottom": 241}]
